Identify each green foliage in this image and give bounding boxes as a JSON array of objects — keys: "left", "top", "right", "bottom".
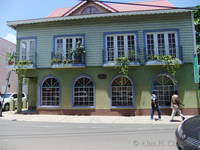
[
  {"left": 51, "top": 58, "right": 62, "bottom": 65},
  {"left": 52, "top": 41, "right": 86, "bottom": 65},
  {"left": 152, "top": 55, "right": 181, "bottom": 76},
  {"left": 197, "top": 45, "right": 200, "bottom": 53},
  {"left": 115, "top": 57, "right": 130, "bottom": 75},
  {"left": 63, "top": 59, "right": 72, "bottom": 64},
  {"left": 16, "top": 69, "right": 27, "bottom": 78},
  {"left": 194, "top": 6, "right": 200, "bottom": 44},
  {"left": 16, "top": 60, "right": 33, "bottom": 66},
  {"left": 128, "top": 50, "right": 138, "bottom": 61},
  {"left": 71, "top": 41, "right": 86, "bottom": 58},
  {"left": 15, "top": 60, "right": 33, "bottom": 78}
]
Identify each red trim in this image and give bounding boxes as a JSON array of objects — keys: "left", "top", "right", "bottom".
[
  {"left": 37, "top": 108, "right": 200, "bottom": 116},
  {"left": 97, "top": 1, "right": 119, "bottom": 12},
  {"left": 62, "top": 0, "right": 119, "bottom": 17},
  {"left": 62, "top": 1, "right": 85, "bottom": 17}
]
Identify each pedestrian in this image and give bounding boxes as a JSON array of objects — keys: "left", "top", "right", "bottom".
[
  {"left": 151, "top": 90, "right": 161, "bottom": 120},
  {"left": 170, "top": 91, "right": 185, "bottom": 121},
  {"left": 0, "top": 97, "right": 2, "bottom": 117}
]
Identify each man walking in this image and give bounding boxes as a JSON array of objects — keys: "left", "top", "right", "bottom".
[
  {"left": 170, "top": 91, "right": 185, "bottom": 121},
  {"left": 151, "top": 90, "right": 161, "bottom": 120}
]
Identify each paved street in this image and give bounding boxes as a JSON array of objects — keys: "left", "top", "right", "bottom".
[{"left": 0, "top": 119, "right": 179, "bottom": 150}]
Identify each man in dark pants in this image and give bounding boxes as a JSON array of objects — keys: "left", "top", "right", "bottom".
[
  {"left": 0, "top": 95, "right": 2, "bottom": 117},
  {"left": 151, "top": 90, "right": 161, "bottom": 120}
]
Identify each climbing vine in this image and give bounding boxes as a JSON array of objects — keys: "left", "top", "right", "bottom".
[
  {"left": 115, "top": 57, "right": 130, "bottom": 75},
  {"left": 152, "top": 55, "right": 181, "bottom": 76}
]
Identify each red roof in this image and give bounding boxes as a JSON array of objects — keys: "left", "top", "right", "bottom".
[
  {"left": 48, "top": 0, "right": 174, "bottom": 18},
  {"left": 111, "top": 0, "right": 174, "bottom": 12},
  {"left": 48, "top": 8, "right": 71, "bottom": 18}
]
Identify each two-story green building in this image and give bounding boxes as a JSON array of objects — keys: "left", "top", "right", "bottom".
[{"left": 8, "top": 0, "right": 199, "bottom": 115}]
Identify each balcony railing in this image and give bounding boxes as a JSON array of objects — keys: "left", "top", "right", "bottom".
[
  {"left": 9, "top": 52, "right": 37, "bottom": 69},
  {"left": 144, "top": 46, "right": 183, "bottom": 64},
  {"left": 51, "top": 51, "right": 86, "bottom": 68},
  {"left": 103, "top": 49, "right": 141, "bottom": 66}
]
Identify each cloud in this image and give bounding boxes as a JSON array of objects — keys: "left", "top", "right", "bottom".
[{"left": 3, "top": 33, "right": 16, "bottom": 44}]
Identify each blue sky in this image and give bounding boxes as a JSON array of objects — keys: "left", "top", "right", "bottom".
[{"left": 0, "top": 0, "right": 200, "bottom": 43}]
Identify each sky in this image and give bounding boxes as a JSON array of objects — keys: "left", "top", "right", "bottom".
[{"left": 0, "top": 0, "right": 200, "bottom": 44}]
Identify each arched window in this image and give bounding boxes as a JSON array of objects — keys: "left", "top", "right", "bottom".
[
  {"left": 81, "top": 6, "right": 100, "bottom": 15},
  {"left": 41, "top": 77, "right": 60, "bottom": 106},
  {"left": 73, "top": 76, "right": 95, "bottom": 107},
  {"left": 111, "top": 76, "right": 134, "bottom": 107},
  {"left": 153, "top": 74, "right": 176, "bottom": 107}
]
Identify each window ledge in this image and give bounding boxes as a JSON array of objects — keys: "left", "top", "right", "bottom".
[
  {"left": 111, "top": 106, "right": 135, "bottom": 109},
  {"left": 51, "top": 64, "right": 86, "bottom": 68},
  {"left": 37, "top": 106, "right": 61, "bottom": 109},
  {"left": 72, "top": 106, "right": 95, "bottom": 109},
  {"left": 145, "top": 60, "right": 183, "bottom": 65},
  {"left": 103, "top": 61, "right": 140, "bottom": 67},
  {"left": 14, "top": 64, "right": 35, "bottom": 69}
]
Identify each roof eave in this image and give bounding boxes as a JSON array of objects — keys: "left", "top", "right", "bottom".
[{"left": 7, "top": 9, "right": 192, "bottom": 29}]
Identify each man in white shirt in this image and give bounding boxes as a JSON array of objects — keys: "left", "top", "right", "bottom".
[{"left": 151, "top": 90, "right": 161, "bottom": 120}]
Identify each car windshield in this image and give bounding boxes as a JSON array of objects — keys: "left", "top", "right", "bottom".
[{"left": 0, "top": 94, "right": 11, "bottom": 98}]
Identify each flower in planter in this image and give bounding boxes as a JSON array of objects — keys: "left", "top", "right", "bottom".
[
  {"left": 6, "top": 52, "right": 15, "bottom": 65},
  {"left": 51, "top": 50, "right": 63, "bottom": 65},
  {"left": 63, "top": 59, "right": 72, "bottom": 64},
  {"left": 17, "top": 60, "right": 33, "bottom": 66},
  {"left": 51, "top": 58, "right": 62, "bottom": 65}
]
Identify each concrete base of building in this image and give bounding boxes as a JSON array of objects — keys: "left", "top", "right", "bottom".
[
  {"left": 28, "top": 106, "right": 37, "bottom": 111},
  {"left": 37, "top": 108, "right": 200, "bottom": 116}
]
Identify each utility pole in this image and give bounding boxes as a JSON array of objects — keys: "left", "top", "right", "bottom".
[{"left": 0, "top": 70, "right": 12, "bottom": 117}]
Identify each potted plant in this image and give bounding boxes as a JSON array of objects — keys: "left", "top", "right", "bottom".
[
  {"left": 128, "top": 50, "right": 137, "bottom": 62},
  {"left": 71, "top": 41, "right": 86, "bottom": 64},
  {"left": 6, "top": 52, "right": 15, "bottom": 65}
]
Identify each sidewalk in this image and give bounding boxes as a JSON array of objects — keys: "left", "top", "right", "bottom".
[{"left": 0, "top": 111, "right": 192, "bottom": 124}]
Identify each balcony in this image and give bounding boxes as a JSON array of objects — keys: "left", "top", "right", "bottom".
[
  {"left": 7, "top": 52, "right": 36, "bottom": 69},
  {"left": 144, "top": 46, "right": 183, "bottom": 65},
  {"left": 103, "top": 49, "right": 141, "bottom": 67},
  {"left": 51, "top": 51, "right": 86, "bottom": 68}
]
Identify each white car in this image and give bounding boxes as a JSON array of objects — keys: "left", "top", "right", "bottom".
[{"left": 0, "top": 93, "right": 27, "bottom": 111}]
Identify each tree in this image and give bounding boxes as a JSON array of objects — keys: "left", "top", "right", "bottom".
[{"left": 194, "top": 6, "right": 200, "bottom": 45}]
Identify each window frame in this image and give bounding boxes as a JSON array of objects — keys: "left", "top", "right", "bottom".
[
  {"left": 72, "top": 75, "right": 95, "bottom": 108},
  {"left": 144, "top": 29, "right": 180, "bottom": 60},
  {"left": 53, "top": 34, "right": 85, "bottom": 61},
  {"left": 104, "top": 31, "right": 138, "bottom": 64},
  {"left": 110, "top": 75, "right": 135, "bottom": 108},
  {"left": 81, "top": 6, "right": 100, "bottom": 15},
  {"left": 39, "top": 75, "right": 61, "bottom": 108},
  {"left": 152, "top": 73, "right": 177, "bottom": 108},
  {"left": 18, "top": 37, "right": 37, "bottom": 62}
]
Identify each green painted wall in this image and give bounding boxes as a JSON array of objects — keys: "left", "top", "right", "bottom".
[
  {"left": 27, "top": 77, "right": 37, "bottom": 109},
  {"left": 16, "top": 12, "right": 195, "bottom": 67},
  {"left": 27, "top": 63, "right": 199, "bottom": 109}
]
